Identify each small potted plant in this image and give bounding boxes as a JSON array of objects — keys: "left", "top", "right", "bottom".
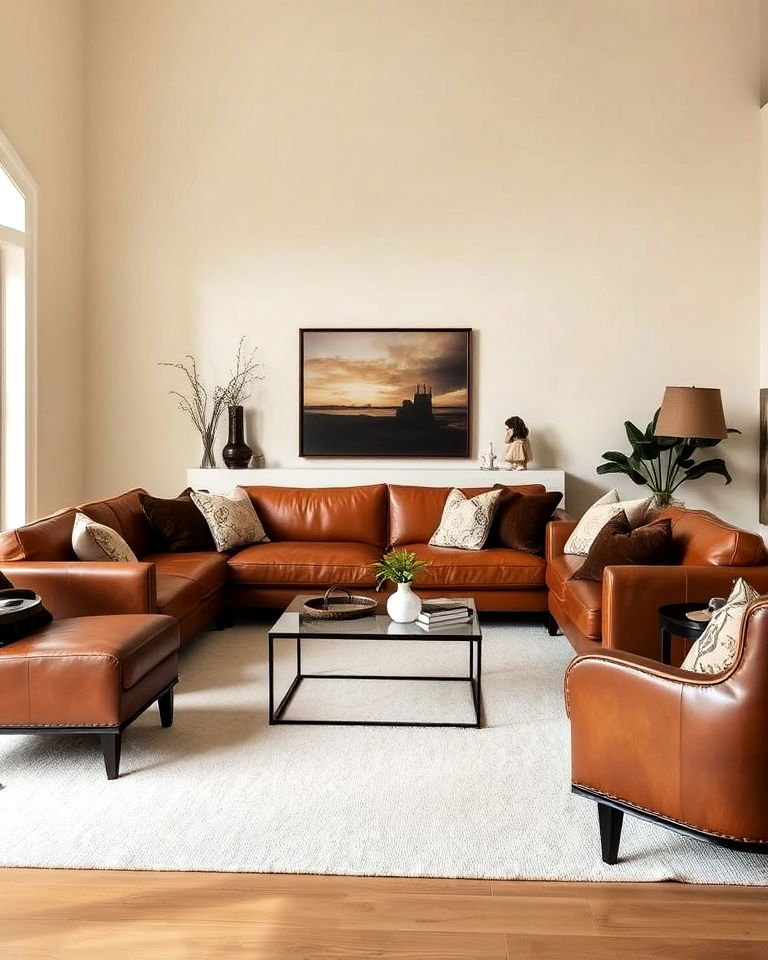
[{"left": 373, "top": 549, "right": 430, "bottom": 623}]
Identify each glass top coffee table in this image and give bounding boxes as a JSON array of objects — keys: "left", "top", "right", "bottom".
[{"left": 267, "top": 595, "right": 483, "bottom": 728}]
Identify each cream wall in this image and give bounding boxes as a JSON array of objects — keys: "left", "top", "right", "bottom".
[
  {"left": 85, "top": 0, "right": 760, "bottom": 526},
  {"left": 0, "top": 0, "right": 85, "bottom": 516}
]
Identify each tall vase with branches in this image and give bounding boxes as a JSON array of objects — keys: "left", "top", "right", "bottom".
[{"left": 160, "top": 338, "right": 263, "bottom": 468}]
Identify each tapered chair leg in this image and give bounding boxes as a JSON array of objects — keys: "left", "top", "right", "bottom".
[
  {"left": 100, "top": 732, "right": 122, "bottom": 780},
  {"left": 597, "top": 802, "right": 624, "bottom": 864},
  {"left": 547, "top": 613, "right": 561, "bottom": 637},
  {"left": 158, "top": 687, "right": 174, "bottom": 728}
]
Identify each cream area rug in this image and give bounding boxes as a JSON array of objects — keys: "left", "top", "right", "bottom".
[{"left": 0, "top": 617, "right": 766, "bottom": 884}]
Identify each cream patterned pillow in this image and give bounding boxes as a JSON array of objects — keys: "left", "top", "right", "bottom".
[
  {"left": 190, "top": 487, "right": 269, "bottom": 552},
  {"left": 681, "top": 578, "right": 759, "bottom": 674},
  {"left": 72, "top": 512, "right": 138, "bottom": 562},
  {"left": 564, "top": 490, "right": 650, "bottom": 556},
  {"left": 429, "top": 488, "right": 503, "bottom": 550}
]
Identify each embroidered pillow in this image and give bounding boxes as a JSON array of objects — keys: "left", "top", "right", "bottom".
[
  {"left": 564, "top": 490, "right": 650, "bottom": 556},
  {"left": 429, "top": 488, "right": 503, "bottom": 550},
  {"left": 681, "top": 578, "right": 759, "bottom": 674},
  {"left": 190, "top": 487, "right": 269, "bottom": 552},
  {"left": 72, "top": 512, "right": 138, "bottom": 562}
]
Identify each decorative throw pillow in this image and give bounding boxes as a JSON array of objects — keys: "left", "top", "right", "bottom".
[
  {"left": 190, "top": 487, "right": 269, "bottom": 552},
  {"left": 139, "top": 488, "right": 216, "bottom": 553},
  {"left": 490, "top": 487, "right": 563, "bottom": 555},
  {"left": 564, "top": 490, "right": 650, "bottom": 556},
  {"left": 570, "top": 511, "right": 674, "bottom": 582},
  {"left": 429, "top": 488, "right": 503, "bottom": 550},
  {"left": 681, "top": 578, "right": 759, "bottom": 674},
  {"left": 72, "top": 512, "right": 138, "bottom": 562}
]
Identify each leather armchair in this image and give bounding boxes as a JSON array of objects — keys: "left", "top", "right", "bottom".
[{"left": 565, "top": 597, "right": 768, "bottom": 863}]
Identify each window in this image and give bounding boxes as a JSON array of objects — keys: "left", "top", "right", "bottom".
[{"left": 0, "top": 133, "right": 36, "bottom": 528}]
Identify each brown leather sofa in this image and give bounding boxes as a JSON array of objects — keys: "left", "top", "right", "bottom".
[
  {"left": 230, "top": 483, "right": 552, "bottom": 612},
  {"left": 0, "top": 482, "right": 556, "bottom": 630},
  {"left": 565, "top": 596, "right": 768, "bottom": 863},
  {"left": 0, "top": 489, "right": 228, "bottom": 643},
  {"left": 547, "top": 505, "right": 768, "bottom": 659}
]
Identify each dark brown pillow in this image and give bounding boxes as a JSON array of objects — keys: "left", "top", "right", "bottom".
[
  {"left": 139, "top": 489, "right": 215, "bottom": 553},
  {"left": 490, "top": 487, "right": 563, "bottom": 555},
  {"left": 571, "top": 510, "right": 674, "bottom": 582}
]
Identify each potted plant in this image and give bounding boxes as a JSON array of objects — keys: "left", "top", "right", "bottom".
[
  {"left": 597, "top": 409, "right": 740, "bottom": 508},
  {"left": 373, "top": 549, "right": 430, "bottom": 623}
]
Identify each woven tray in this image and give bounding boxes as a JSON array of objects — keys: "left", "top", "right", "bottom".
[{"left": 302, "top": 585, "right": 377, "bottom": 620}]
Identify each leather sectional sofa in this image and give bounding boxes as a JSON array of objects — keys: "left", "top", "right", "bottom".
[
  {"left": 0, "top": 482, "right": 557, "bottom": 637},
  {"left": 547, "top": 504, "right": 768, "bottom": 659}
]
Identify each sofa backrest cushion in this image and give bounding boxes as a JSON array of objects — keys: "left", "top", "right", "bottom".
[
  {"left": 659, "top": 506, "right": 768, "bottom": 567},
  {"left": 388, "top": 484, "right": 547, "bottom": 547},
  {"left": 243, "top": 484, "right": 388, "bottom": 547},
  {"left": 0, "top": 509, "right": 78, "bottom": 561},
  {"left": 77, "top": 489, "right": 157, "bottom": 557}
]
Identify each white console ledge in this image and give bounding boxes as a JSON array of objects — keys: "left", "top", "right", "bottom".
[{"left": 187, "top": 467, "right": 567, "bottom": 507}]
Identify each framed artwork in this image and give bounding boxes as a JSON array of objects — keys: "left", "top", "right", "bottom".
[
  {"left": 761, "top": 389, "right": 768, "bottom": 524},
  {"left": 299, "top": 328, "right": 471, "bottom": 458}
]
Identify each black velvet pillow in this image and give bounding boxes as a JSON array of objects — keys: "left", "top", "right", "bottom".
[
  {"left": 571, "top": 510, "right": 674, "bottom": 582},
  {"left": 489, "top": 488, "right": 563, "bottom": 555},
  {"left": 139, "top": 488, "right": 215, "bottom": 553}
]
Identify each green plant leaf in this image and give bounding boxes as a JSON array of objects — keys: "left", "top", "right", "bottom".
[
  {"left": 682, "top": 458, "right": 732, "bottom": 485},
  {"left": 600, "top": 451, "right": 630, "bottom": 465},
  {"left": 596, "top": 463, "right": 647, "bottom": 484}
]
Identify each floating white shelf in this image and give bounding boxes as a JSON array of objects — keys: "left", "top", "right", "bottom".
[{"left": 186, "top": 467, "right": 567, "bottom": 506}]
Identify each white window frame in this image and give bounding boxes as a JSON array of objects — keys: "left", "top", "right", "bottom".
[{"left": 0, "top": 129, "right": 38, "bottom": 525}]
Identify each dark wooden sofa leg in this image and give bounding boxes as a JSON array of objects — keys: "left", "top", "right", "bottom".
[
  {"left": 158, "top": 687, "right": 174, "bottom": 728},
  {"left": 214, "top": 609, "right": 235, "bottom": 630},
  {"left": 547, "top": 612, "right": 561, "bottom": 637},
  {"left": 100, "top": 732, "right": 122, "bottom": 780},
  {"left": 598, "top": 802, "right": 624, "bottom": 864}
]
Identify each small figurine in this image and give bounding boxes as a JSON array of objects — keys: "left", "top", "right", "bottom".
[
  {"left": 480, "top": 441, "right": 498, "bottom": 471},
  {"left": 504, "top": 416, "right": 532, "bottom": 470}
]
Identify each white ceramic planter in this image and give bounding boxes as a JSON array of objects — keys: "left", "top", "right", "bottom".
[{"left": 386, "top": 582, "right": 422, "bottom": 623}]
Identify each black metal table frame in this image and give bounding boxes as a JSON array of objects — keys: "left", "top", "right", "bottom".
[{"left": 268, "top": 632, "right": 483, "bottom": 728}]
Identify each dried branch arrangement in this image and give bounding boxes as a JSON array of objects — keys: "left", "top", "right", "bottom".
[{"left": 160, "top": 337, "right": 263, "bottom": 468}]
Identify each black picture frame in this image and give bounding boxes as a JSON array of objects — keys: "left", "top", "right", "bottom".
[{"left": 299, "top": 327, "right": 472, "bottom": 458}]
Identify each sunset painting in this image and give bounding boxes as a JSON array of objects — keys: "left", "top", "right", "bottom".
[{"left": 300, "top": 329, "right": 471, "bottom": 457}]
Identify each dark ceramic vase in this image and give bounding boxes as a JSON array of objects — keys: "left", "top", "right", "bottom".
[{"left": 222, "top": 405, "right": 252, "bottom": 469}]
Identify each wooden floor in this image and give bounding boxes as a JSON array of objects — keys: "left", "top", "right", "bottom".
[{"left": 1, "top": 869, "right": 767, "bottom": 959}]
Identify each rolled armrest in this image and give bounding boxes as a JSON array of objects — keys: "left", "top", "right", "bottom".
[
  {"left": 0, "top": 562, "right": 157, "bottom": 619},
  {"left": 602, "top": 564, "right": 768, "bottom": 659},
  {"left": 546, "top": 519, "right": 577, "bottom": 563}
]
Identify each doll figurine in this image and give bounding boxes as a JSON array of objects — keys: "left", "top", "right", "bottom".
[{"left": 504, "top": 416, "right": 532, "bottom": 470}]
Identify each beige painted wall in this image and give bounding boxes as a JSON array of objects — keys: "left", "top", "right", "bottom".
[
  {"left": 85, "top": 0, "right": 761, "bottom": 526},
  {"left": 0, "top": 0, "right": 85, "bottom": 516}
]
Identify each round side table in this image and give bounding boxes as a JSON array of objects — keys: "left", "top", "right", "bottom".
[{"left": 658, "top": 603, "right": 710, "bottom": 665}]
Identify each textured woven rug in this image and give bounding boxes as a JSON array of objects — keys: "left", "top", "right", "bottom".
[{"left": 0, "top": 617, "right": 765, "bottom": 883}]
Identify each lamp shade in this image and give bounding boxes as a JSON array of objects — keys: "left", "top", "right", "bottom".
[{"left": 654, "top": 386, "right": 727, "bottom": 440}]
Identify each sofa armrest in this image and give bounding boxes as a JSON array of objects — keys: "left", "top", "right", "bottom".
[
  {"left": 546, "top": 518, "right": 577, "bottom": 563},
  {"left": 0, "top": 562, "right": 157, "bottom": 619},
  {"left": 602, "top": 564, "right": 768, "bottom": 659},
  {"left": 564, "top": 649, "right": 694, "bottom": 805}
]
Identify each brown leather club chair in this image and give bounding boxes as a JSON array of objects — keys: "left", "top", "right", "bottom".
[{"left": 565, "top": 596, "right": 768, "bottom": 864}]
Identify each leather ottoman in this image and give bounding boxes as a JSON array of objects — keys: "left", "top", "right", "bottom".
[{"left": 0, "top": 613, "right": 180, "bottom": 779}]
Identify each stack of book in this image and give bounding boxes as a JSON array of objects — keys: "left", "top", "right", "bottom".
[{"left": 416, "top": 599, "right": 473, "bottom": 630}]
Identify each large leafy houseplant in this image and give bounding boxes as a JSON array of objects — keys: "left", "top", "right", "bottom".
[{"left": 597, "top": 409, "right": 740, "bottom": 508}]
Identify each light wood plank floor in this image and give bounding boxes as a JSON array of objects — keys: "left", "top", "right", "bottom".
[{"left": 1, "top": 869, "right": 767, "bottom": 959}]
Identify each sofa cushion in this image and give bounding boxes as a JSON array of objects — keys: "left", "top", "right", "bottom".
[
  {"left": 78, "top": 489, "right": 157, "bottom": 558},
  {"left": 659, "top": 506, "right": 768, "bottom": 566},
  {"left": 0, "top": 509, "right": 77, "bottom": 561},
  {"left": 399, "top": 543, "right": 546, "bottom": 589},
  {"left": 389, "top": 484, "right": 547, "bottom": 547},
  {"left": 144, "top": 552, "right": 228, "bottom": 599},
  {"left": 571, "top": 512, "right": 674, "bottom": 583},
  {"left": 559, "top": 578, "right": 603, "bottom": 640},
  {"left": 155, "top": 574, "right": 202, "bottom": 622},
  {"left": 140, "top": 489, "right": 216, "bottom": 552},
  {"left": 227, "top": 541, "right": 380, "bottom": 586},
  {"left": 428, "top": 488, "right": 503, "bottom": 550},
  {"left": 190, "top": 488, "right": 269, "bottom": 552},
  {"left": 546, "top": 554, "right": 585, "bottom": 602},
  {"left": 490, "top": 488, "right": 563, "bottom": 554},
  {"left": 72, "top": 512, "right": 139, "bottom": 563},
  {"left": 243, "top": 485, "right": 388, "bottom": 547}
]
